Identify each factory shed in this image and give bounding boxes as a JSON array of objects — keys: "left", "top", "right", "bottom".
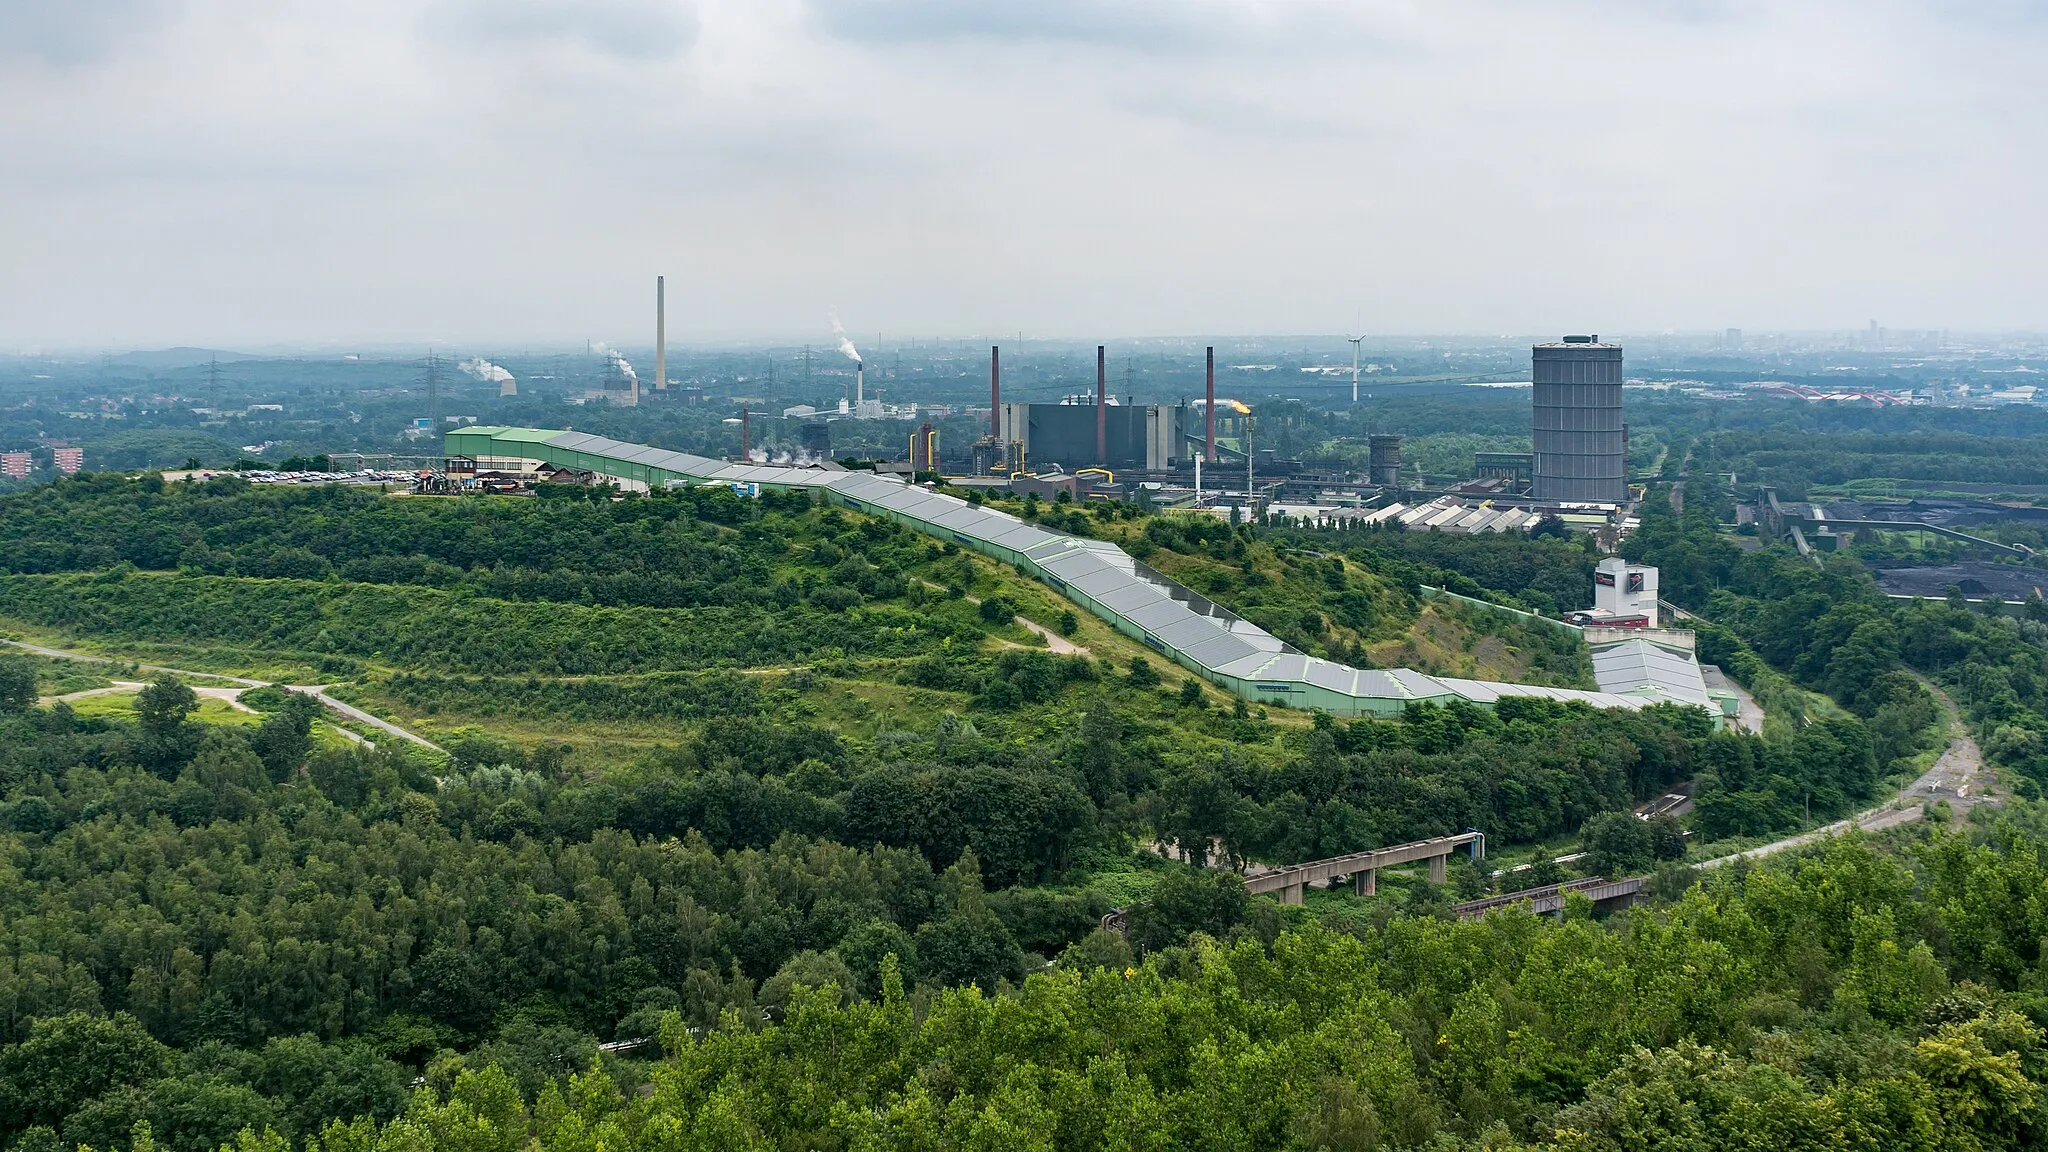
[{"left": 1588, "top": 637, "right": 1713, "bottom": 707}]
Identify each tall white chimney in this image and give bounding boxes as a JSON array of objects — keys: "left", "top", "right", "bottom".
[
  {"left": 856, "top": 360, "right": 864, "bottom": 407},
  {"left": 654, "top": 275, "right": 666, "bottom": 392}
]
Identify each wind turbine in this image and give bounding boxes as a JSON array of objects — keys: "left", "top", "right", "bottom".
[{"left": 1347, "top": 334, "right": 1366, "bottom": 403}]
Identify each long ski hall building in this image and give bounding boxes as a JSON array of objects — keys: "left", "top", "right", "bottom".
[{"left": 446, "top": 427, "right": 1721, "bottom": 722}]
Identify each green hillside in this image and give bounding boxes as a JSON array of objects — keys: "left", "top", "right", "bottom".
[{"left": 0, "top": 471, "right": 2028, "bottom": 1152}]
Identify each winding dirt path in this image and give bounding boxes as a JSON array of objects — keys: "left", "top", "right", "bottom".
[
  {"left": 915, "top": 579, "right": 1090, "bottom": 656},
  {"left": 286, "top": 685, "right": 443, "bottom": 751},
  {"left": 7, "top": 639, "right": 434, "bottom": 751}
]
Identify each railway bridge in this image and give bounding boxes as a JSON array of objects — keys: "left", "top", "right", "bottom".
[
  {"left": 1242, "top": 832, "right": 1486, "bottom": 904},
  {"left": 1452, "top": 876, "right": 1646, "bottom": 920}
]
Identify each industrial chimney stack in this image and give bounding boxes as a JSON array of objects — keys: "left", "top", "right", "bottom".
[
  {"left": 1205, "top": 346, "right": 1216, "bottom": 463},
  {"left": 989, "top": 346, "right": 1000, "bottom": 436},
  {"left": 1095, "top": 345, "right": 1107, "bottom": 465},
  {"left": 654, "top": 276, "right": 666, "bottom": 392}
]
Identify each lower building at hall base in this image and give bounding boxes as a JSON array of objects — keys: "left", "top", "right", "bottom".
[{"left": 445, "top": 427, "right": 1725, "bottom": 723}]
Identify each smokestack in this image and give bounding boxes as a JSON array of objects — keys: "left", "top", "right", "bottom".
[
  {"left": 1205, "top": 346, "right": 1216, "bottom": 463},
  {"left": 857, "top": 361, "right": 864, "bottom": 408},
  {"left": 654, "top": 276, "right": 666, "bottom": 391},
  {"left": 741, "top": 406, "right": 750, "bottom": 461},
  {"left": 1096, "top": 345, "right": 1106, "bottom": 465},
  {"left": 989, "top": 346, "right": 1000, "bottom": 436}
]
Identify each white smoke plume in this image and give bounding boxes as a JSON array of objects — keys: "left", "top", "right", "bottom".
[
  {"left": 458, "top": 357, "right": 514, "bottom": 385},
  {"left": 593, "top": 342, "right": 638, "bottom": 382},
  {"left": 829, "top": 309, "right": 861, "bottom": 364}
]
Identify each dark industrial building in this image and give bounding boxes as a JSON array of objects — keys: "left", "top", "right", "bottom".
[
  {"left": 1475, "top": 451, "right": 1534, "bottom": 486},
  {"left": 998, "top": 401, "right": 1191, "bottom": 472},
  {"left": 1531, "top": 336, "right": 1628, "bottom": 503},
  {"left": 1368, "top": 435, "right": 1403, "bottom": 487}
]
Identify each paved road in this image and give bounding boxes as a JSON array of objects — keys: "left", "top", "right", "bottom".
[
  {"left": 1699, "top": 664, "right": 1765, "bottom": 735},
  {"left": 1905, "top": 681, "right": 1992, "bottom": 819},
  {"left": 1698, "top": 803, "right": 1928, "bottom": 869},
  {"left": 288, "top": 685, "right": 442, "bottom": 750},
  {"left": 1698, "top": 682, "right": 1989, "bottom": 868},
  {"left": 7, "top": 638, "right": 432, "bottom": 751}
]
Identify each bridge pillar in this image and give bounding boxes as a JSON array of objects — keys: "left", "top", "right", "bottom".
[
  {"left": 1280, "top": 882, "right": 1305, "bottom": 906},
  {"left": 1428, "top": 854, "right": 1448, "bottom": 885},
  {"left": 1354, "top": 869, "right": 1376, "bottom": 896}
]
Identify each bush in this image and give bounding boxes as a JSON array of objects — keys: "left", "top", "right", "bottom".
[
  {"left": 1126, "top": 870, "right": 1249, "bottom": 955},
  {"left": 1581, "top": 811, "right": 1653, "bottom": 877}
]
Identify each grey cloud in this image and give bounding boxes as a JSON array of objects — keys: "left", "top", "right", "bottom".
[
  {"left": 806, "top": 0, "right": 1241, "bottom": 49},
  {"left": 1, "top": 0, "right": 2044, "bottom": 346},
  {"left": 0, "top": 0, "right": 181, "bottom": 65},
  {"left": 425, "top": 0, "right": 698, "bottom": 60}
]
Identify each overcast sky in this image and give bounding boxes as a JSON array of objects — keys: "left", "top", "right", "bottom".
[{"left": 1, "top": 0, "right": 2042, "bottom": 350}]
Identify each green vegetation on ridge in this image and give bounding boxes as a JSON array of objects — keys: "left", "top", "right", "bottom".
[{"left": 1, "top": 454, "right": 2040, "bottom": 1152}]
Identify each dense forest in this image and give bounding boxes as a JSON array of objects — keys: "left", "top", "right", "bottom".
[
  {"left": 9, "top": 701, "right": 2048, "bottom": 1152},
  {"left": 290, "top": 821, "right": 2048, "bottom": 1150},
  {"left": 1627, "top": 485, "right": 2048, "bottom": 813},
  {"left": 2, "top": 451, "right": 2045, "bottom": 1151}
]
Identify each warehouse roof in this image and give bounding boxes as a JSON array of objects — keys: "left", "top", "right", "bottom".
[{"left": 1589, "top": 637, "right": 1712, "bottom": 706}]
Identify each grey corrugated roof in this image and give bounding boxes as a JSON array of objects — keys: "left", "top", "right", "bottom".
[
  {"left": 926, "top": 506, "right": 993, "bottom": 532},
  {"left": 1126, "top": 599, "right": 1196, "bottom": 631},
  {"left": 1257, "top": 654, "right": 1311, "bottom": 681},
  {"left": 985, "top": 523, "right": 1055, "bottom": 552},
  {"left": 645, "top": 450, "right": 706, "bottom": 473},
  {"left": 1153, "top": 614, "right": 1232, "bottom": 650},
  {"left": 1435, "top": 677, "right": 1503, "bottom": 703},
  {"left": 1096, "top": 582, "right": 1172, "bottom": 614},
  {"left": 1305, "top": 659, "right": 1360, "bottom": 693},
  {"left": 1183, "top": 632, "right": 1262, "bottom": 669},
  {"left": 1385, "top": 669, "right": 1455, "bottom": 697},
  {"left": 1038, "top": 549, "right": 1111, "bottom": 579},
  {"left": 870, "top": 486, "right": 940, "bottom": 509},
  {"left": 1068, "top": 565, "right": 1141, "bottom": 598},
  {"left": 1233, "top": 624, "right": 1291, "bottom": 652},
  {"left": 1212, "top": 651, "right": 1284, "bottom": 680},
  {"left": 1591, "top": 638, "right": 1711, "bottom": 705},
  {"left": 1356, "top": 669, "right": 1417, "bottom": 698}
]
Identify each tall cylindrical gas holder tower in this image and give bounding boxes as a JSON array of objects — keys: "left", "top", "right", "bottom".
[{"left": 1531, "top": 335, "right": 1626, "bottom": 503}]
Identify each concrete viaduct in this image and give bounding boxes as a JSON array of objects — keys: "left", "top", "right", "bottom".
[
  {"left": 1241, "top": 832, "right": 1487, "bottom": 904},
  {"left": 1452, "top": 876, "right": 1646, "bottom": 919}
]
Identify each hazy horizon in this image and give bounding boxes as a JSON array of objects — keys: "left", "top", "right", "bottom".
[
  {"left": 3, "top": 1, "right": 2043, "bottom": 348},
  {"left": 17, "top": 326, "right": 2043, "bottom": 363}
]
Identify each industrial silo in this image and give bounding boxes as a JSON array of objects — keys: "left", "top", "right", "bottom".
[
  {"left": 1531, "top": 335, "right": 1626, "bottom": 503},
  {"left": 1368, "top": 435, "right": 1403, "bottom": 487}
]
